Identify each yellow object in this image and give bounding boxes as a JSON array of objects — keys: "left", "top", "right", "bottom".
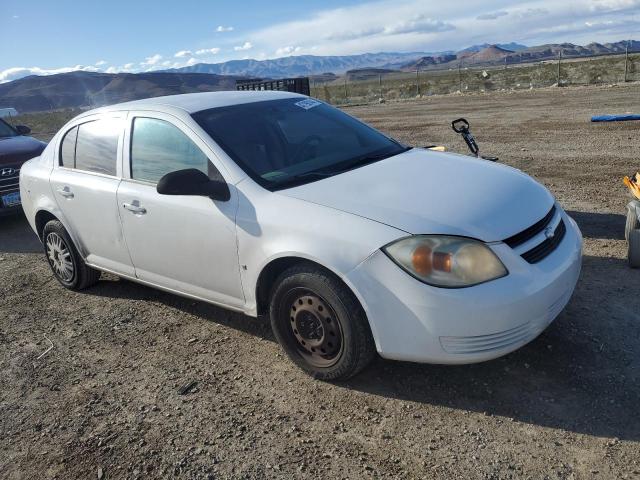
[
  {"left": 624, "top": 173, "right": 640, "bottom": 200},
  {"left": 427, "top": 146, "right": 446, "bottom": 152}
]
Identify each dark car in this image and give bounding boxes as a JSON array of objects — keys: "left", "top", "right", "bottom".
[{"left": 0, "top": 118, "right": 46, "bottom": 215}]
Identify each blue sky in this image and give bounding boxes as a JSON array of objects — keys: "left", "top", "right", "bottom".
[{"left": 1, "top": 0, "right": 639, "bottom": 82}]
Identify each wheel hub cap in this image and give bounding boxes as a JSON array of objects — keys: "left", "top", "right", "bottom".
[{"left": 46, "top": 233, "right": 74, "bottom": 282}]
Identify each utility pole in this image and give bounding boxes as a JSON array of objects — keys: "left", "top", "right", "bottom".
[
  {"left": 624, "top": 42, "right": 630, "bottom": 83},
  {"left": 379, "top": 74, "right": 383, "bottom": 101},
  {"left": 458, "top": 60, "right": 463, "bottom": 92},
  {"left": 416, "top": 69, "right": 420, "bottom": 96},
  {"left": 344, "top": 77, "right": 348, "bottom": 103},
  {"left": 557, "top": 50, "right": 562, "bottom": 86}
]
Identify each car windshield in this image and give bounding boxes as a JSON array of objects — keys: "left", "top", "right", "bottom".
[
  {"left": 192, "top": 98, "right": 410, "bottom": 190},
  {"left": 0, "top": 119, "right": 18, "bottom": 138}
]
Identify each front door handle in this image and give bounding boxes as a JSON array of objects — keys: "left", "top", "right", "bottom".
[
  {"left": 56, "top": 187, "right": 74, "bottom": 198},
  {"left": 123, "top": 202, "right": 147, "bottom": 215}
]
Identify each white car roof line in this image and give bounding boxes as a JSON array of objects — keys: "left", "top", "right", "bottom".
[{"left": 80, "top": 91, "right": 305, "bottom": 116}]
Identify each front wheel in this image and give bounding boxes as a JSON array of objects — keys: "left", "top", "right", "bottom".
[
  {"left": 43, "top": 220, "right": 101, "bottom": 290},
  {"left": 269, "top": 263, "right": 376, "bottom": 380}
]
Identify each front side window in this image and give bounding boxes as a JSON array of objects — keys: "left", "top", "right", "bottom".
[
  {"left": 192, "top": 98, "right": 409, "bottom": 190},
  {"left": 130, "top": 117, "right": 216, "bottom": 184},
  {"left": 74, "top": 118, "right": 121, "bottom": 176}
]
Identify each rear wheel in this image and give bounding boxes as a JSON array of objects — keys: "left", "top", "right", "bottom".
[
  {"left": 43, "top": 220, "right": 101, "bottom": 290},
  {"left": 269, "top": 263, "right": 376, "bottom": 380}
]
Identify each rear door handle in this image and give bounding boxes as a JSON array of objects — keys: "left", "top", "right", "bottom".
[
  {"left": 56, "top": 187, "right": 74, "bottom": 198},
  {"left": 123, "top": 202, "right": 147, "bottom": 215}
]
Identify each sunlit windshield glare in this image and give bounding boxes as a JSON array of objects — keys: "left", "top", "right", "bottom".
[{"left": 192, "top": 98, "right": 407, "bottom": 189}]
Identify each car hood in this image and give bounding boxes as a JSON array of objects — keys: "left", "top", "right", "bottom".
[
  {"left": 279, "top": 148, "right": 555, "bottom": 242},
  {"left": 0, "top": 135, "right": 47, "bottom": 167}
]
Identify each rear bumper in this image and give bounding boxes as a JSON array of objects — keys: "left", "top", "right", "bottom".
[{"left": 345, "top": 211, "right": 583, "bottom": 364}]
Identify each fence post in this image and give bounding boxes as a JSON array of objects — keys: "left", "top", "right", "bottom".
[
  {"left": 557, "top": 51, "right": 562, "bottom": 86},
  {"left": 624, "top": 44, "right": 629, "bottom": 83},
  {"left": 415, "top": 69, "right": 420, "bottom": 96}
]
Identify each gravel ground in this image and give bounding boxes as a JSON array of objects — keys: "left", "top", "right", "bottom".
[{"left": 1, "top": 84, "right": 640, "bottom": 480}]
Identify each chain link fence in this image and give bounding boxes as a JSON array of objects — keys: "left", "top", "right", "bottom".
[{"left": 310, "top": 51, "right": 639, "bottom": 106}]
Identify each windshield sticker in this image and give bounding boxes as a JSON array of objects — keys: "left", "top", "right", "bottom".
[{"left": 294, "top": 99, "right": 322, "bottom": 110}]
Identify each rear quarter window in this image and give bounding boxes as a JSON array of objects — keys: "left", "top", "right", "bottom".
[
  {"left": 74, "top": 118, "right": 121, "bottom": 176},
  {"left": 60, "top": 126, "right": 78, "bottom": 168}
]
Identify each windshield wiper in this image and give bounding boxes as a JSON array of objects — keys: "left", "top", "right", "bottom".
[{"left": 275, "top": 146, "right": 412, "bottom": 189}]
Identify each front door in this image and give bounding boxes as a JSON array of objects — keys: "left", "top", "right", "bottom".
[{"left": 116, "top": 113, "right": 244, "bottom": 308}]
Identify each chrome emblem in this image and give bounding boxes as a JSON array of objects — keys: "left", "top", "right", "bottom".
[
  {"left": 544, "top": 227, "right": 555, "bottom": 239},
  {"left": 0, "top": 168, "right": 15, "bottom": 177}
]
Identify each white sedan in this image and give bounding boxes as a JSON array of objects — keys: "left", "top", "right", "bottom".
[{"left": 19, "top": 91, "right": 582, "bottom": 380}]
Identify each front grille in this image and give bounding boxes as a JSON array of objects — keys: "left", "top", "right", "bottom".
[
  {"left": 440, "top": 322, "right": 532, "bottom": 354},
  {"left": 503, "top": 205, "right": 556, "bottom": 248},
  {"left": 0, "top": 166, "right": 20, "bottom": 195},
  {"left": 521, "top": 219, "right": 566, "bottom": 264}
]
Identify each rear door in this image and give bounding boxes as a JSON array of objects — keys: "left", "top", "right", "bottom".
[
  {"left": 116, "top": 112, "right": 244, "bottom": 308},
  {"left": 49, "top": 114, "right": 135, "bottom": 276}
]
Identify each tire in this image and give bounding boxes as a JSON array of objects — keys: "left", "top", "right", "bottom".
[
  {"left": 269, "top": 263, "right": 376, "bottom": 381},
  {"left": 626, "top": 205, "right": 640, "bottom": 241},
  {"left": 43, "top": 220, "right": 101, "bottom": 290},
  {"left": 628, "top": 229, "right": 640, "bottom": 268}
]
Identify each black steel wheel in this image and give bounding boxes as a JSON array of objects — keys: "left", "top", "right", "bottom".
[
  {"left": 286, "top": 290, "right": 344, "bottom": 368},
  {"left": 269, "top": 263, "right": 376, "bottom": 380}
]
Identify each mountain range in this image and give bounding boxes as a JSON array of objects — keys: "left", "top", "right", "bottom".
[
  {"left": 1, "top": 40, "right": 637, "bottom": 113},
  {"left": 161, "top": 52, "right": 436, "bottom": 78},
  {"left": 402, "top": 40, "right": 639, "bottom": 71},
  {"left": 0, "top": 71, "right": 243, "bottom": 113}
]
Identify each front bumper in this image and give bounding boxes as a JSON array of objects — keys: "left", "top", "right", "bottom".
[{"left": 345, "top": 210, "right": 583, "bottom": 364}]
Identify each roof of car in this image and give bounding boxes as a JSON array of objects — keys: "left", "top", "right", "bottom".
[{"left": 92, "top": 90, "right": 305, "bottom": 115}]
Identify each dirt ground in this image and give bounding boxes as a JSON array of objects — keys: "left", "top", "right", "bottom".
[{"left": 1, "top": 84, "right": 640, "bottom": 479}]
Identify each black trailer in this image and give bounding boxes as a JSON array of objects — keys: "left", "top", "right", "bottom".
[{"left": 236, "top": 77, "right": 310, "bottom": 96}]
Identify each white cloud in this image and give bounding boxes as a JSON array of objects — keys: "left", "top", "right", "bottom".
[
  {"left": 95, "top": 60, "right": 107, "bottom": 66},
  {"left": 174, "top": 50, "right": 192, "bottom": 58},
  {"left": 275, "top": 46, "right": 302, "bottom": 56},
  {"left": 513, "top": 7, "right": 549, "bottom": 19},
  {"left": 186, "top": 57, "right": 199, "bottom": 66},
  {"left": 216, "top": 25, "right": 234, "bottom": 32},
  {"left": 141, "top": 54, "right": 163, "bottom": 66},
  {"left": 242, "top": 0, "right": 640, "bottom": 56},
  {"left": 0, "top": 65, "right": 99, "bottom": 83},
  {"left": 124, "top": 63, "right": 135, "bottom": 69},
  {"left": 195, "top": 47, "right": 221, "bottom": 56},
  {"left": 234, "top": 41, "right": 253, "bottom": 51},
  {"left": 477, "top": 11, "right": 508, "bottom": 20}
]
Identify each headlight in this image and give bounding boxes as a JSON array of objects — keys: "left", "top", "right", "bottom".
[{"left": 383, "top": 235, "right": 507, "bottom": 288}]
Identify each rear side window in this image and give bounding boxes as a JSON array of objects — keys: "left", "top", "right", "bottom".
[
  {"left": 60, "top": 126, "right": 78, "bottom": 168},
  {"left": 74, "top": 119, "right": 121, "bottom": 176},
  {"left": 130, "top": 117, "right": 218, "bottom": 184}
]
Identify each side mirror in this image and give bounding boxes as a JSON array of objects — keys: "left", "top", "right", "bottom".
[
  {"left": 15, "top": 125, "right": 31, "bottom": 135},
  {"left": 157, "top": 168, "right": 230, "bottom": 202}
]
